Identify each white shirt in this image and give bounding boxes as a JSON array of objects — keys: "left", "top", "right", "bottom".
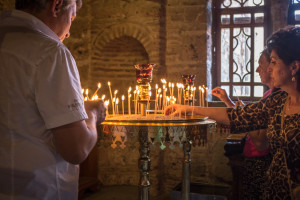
[{"left": 0, "top": 10, "right": 88, "bottom": 200}]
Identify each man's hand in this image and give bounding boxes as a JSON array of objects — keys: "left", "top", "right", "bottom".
[{"left": 84, "top": 99, "right": 106, "bottom": 125}]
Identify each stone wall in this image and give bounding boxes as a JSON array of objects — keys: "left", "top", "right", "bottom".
[{"left": 0, "top": 0, "right": 291, "bottom": 197}]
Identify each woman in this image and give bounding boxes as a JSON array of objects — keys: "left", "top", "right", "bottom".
[
  {"left": 165, "top": 26, "right": 300, "bottom": 199},
  {"left": 212, "top": 48, "right": 279, "bottom": 200}
]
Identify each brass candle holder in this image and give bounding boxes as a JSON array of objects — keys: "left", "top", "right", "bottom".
[
  {"left": 134, "top": 64, "right": 156, "bottom": 116},
  {"left": 182, "top": 74, "right": 196, "bottom": 105}
]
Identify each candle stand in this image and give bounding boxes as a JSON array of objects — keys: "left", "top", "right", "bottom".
[{"left": 99, "top": 115, "right": 216, "bottom": 200}]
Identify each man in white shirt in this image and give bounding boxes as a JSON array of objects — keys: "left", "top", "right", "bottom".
[{"left": 0, "top": 0, "right": 106, "bottom": 199}]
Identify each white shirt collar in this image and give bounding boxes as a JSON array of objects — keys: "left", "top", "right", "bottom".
[{"left": 4, "top": 9, "right": 61, "bottom": 43}]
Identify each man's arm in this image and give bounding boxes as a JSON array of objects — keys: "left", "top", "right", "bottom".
[{"left": 52, "top": 100, "right": 106, "bottom": 164}]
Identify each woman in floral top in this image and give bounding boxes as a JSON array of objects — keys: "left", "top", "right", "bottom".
[{"left": 165, "top": 26, "right": 300, "bottom": 200}]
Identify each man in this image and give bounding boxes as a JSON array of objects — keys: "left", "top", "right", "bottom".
[{"left": 0, "top": 0, "right": 106, "bottom": 199}]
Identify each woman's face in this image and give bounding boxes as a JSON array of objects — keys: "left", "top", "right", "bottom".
[
  {"left": 256, "top": 54, "right": 271, "bottom": 85},
  {"left": 269, "top": 50, "right": 292, "bottom": 88}
]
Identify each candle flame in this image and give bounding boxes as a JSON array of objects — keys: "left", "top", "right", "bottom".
[
  {"left": 116, "top": 98, "right": 119, "bottom": 104},
  {"left": 156, "top": 84, "right": 158, "bottom": 89},
  {"left": 85, "top": 89, "right": 89, "bottom": 95},
  {"left": 105, "top": 100, "right": 109, "bottom": 106},
  {"left": 122, "top": 95, "right": 125, "bottom": 101},
  {"left": 108, "top": 82, "right": 111, "bottom": 86},
  {"left": 128, "top": 87, "right": 132, "bottom": 93},
  {"left": 101, "top": 95, "right": 105, "bottom": 100},
  {"left": 97, "top": 82, "right": 101, "bottom": 88},
  {"left": 114, "top": 90, "right": 118, "bottom": 95}
]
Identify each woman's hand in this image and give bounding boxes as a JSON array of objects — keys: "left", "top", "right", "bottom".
[
  {"left": 164, "top": 104, "right": 191, "bottom": 116},
  {"left": 211, "top": 87, "right": 235, "bottom": 107}
]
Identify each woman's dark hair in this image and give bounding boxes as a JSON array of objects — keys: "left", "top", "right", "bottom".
[
  {"left": 260, "top": 48, "right": 270, "bottom": 63},
  {"left": 266, "top": 26, "right": 300, "bottom": 66}
]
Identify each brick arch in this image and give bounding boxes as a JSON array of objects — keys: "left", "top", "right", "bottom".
[{"left": 92, "top": 23, "right": 155, "bottom": 60}]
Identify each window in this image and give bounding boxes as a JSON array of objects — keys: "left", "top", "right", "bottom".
[
  {"left": 212, "top": 0, "right": 271, "bottom": 102},
  {"left": 288, "top": 0, "right": 300, "bottom": 26}
]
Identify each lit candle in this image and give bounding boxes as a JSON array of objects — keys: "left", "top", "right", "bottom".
[
  {"left": 122, "top": 95, "right": 125, "bottom": 115},
  {"left": 168, "top": 82, "right": 171, "bottom": 97},
  {"left": 112, "top": 97, "right": 115, "bottom": 116},
  {"left": 147, "top": 91, "right": 151, "bottom": 111},
  {"left": 137, "top": 90, "right": 139, "bottom": 114},
  {"left": 85, "top": 89, "right": 90, "bottom": 100},
  {"left": 128, "top": 94, "right": 131, "bottom": 115},
  {"left": 199, "top": 86, "right": 202, "bottom": 107},
  {"left": 155, "top": 84, "right": 158, "bottom": 112},
  {"left": 159, "top": 94, "right": 162, "bottom": 110},
  {"left": 171, "top": 83, "right": 174, "bottom": 98},
  {"left": 114, "top": 90, "right": 118, "bottom": 115},
  {"left": 101, "top": 95, "right": 105, "bottom": 100},
  {"left": 92, "top": 82, "right": 101, "bottom": 97},
  {"left": 116, "top": 98, "right": 119, "bottom": 115},
  {"left": 108, "top": 82, "right": 114, "bottom": 115},
  {"left": 201, "top": 87, "right": 205, "bottom": 107},
  {"left": 128, "top": 87, "right": 132, "bottom": 115},
  {"left": 177, "top": 83, "right": 180, "bottom": 104},
  {"left": 134, "top": 90, "right": 137, "bottom": 115},
  {"left": 105, "top": 100, "right": 109, "bottom": 116}
]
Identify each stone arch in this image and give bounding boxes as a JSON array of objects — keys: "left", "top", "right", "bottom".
[{"left": 92, "top": 22, "right": 156, "bottom": 61}]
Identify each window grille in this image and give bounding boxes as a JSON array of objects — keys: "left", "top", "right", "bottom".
[{"left": 212, "top": 0, "right": 271, "bottom": 101}]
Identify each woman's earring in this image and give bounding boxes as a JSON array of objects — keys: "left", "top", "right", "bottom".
[{"left": 292, "top": 76, "right": 296, "bottom": 82}]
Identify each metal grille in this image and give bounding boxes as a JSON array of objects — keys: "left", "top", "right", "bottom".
[{"left": 212, "top": 0, "right": 271, "bottom": 101}]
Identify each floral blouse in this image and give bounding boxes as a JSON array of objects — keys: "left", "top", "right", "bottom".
[{"left": 227, "top": 91, "right": 300, "bottom": 200}]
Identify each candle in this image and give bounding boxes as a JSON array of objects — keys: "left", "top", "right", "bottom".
[
  {"left": 159, "top": 94, "right": 162, "bottom": 110},
  {"left": 206, "top": 87, "right": 208, "bottom": 107},
  {"left": 201, "top": 87, "right": 205, "bottom": 107},
  {"left": 137, "top": 90, "right": 139, "bottom": 114},
  {"left": 155, "top": 84, "right": 158, "bottom": 112},
  {"left": 116, "top": 98, "right": 119, "bottom": 115},
  {"left": 92, "top": 82, "right": 101, "bottom": 98},
  {"left": 114, "top": 90, "right": 118, "bottom": 115},
  {"left": 122, "top": 95, "right": 125, "bottom": 115},
  {"left": 128, "top": 94, "right": 131, "bottom": 115},
  {"left": 134, "top": 90, "right": 137, "bottom": 115},
  {"left": 105, "top": 100, "right": 109, "bottom": 116},
  {"left": 108, "top": 82, "right": 114, "bottom": 115},
  {"left": 112, "top": 97, "right": 116, "bottom": 116},
  {"left": 128, "top": 87, "right": 132, "bottom": 115},
  {"left": 168, "top": 82, "right": 171, "bottom": 97},
  {"left": 171, "top": 83, "right": 174, "bottom": 98},
  {"left": 101, "top": 95, "right": 105, "bottom": 100},
  {"left": 199, "top": 86, "right": 202, "bottom": 107},
  {"left": 85, "top": 89, "right": 89, "bottom": 100}
]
